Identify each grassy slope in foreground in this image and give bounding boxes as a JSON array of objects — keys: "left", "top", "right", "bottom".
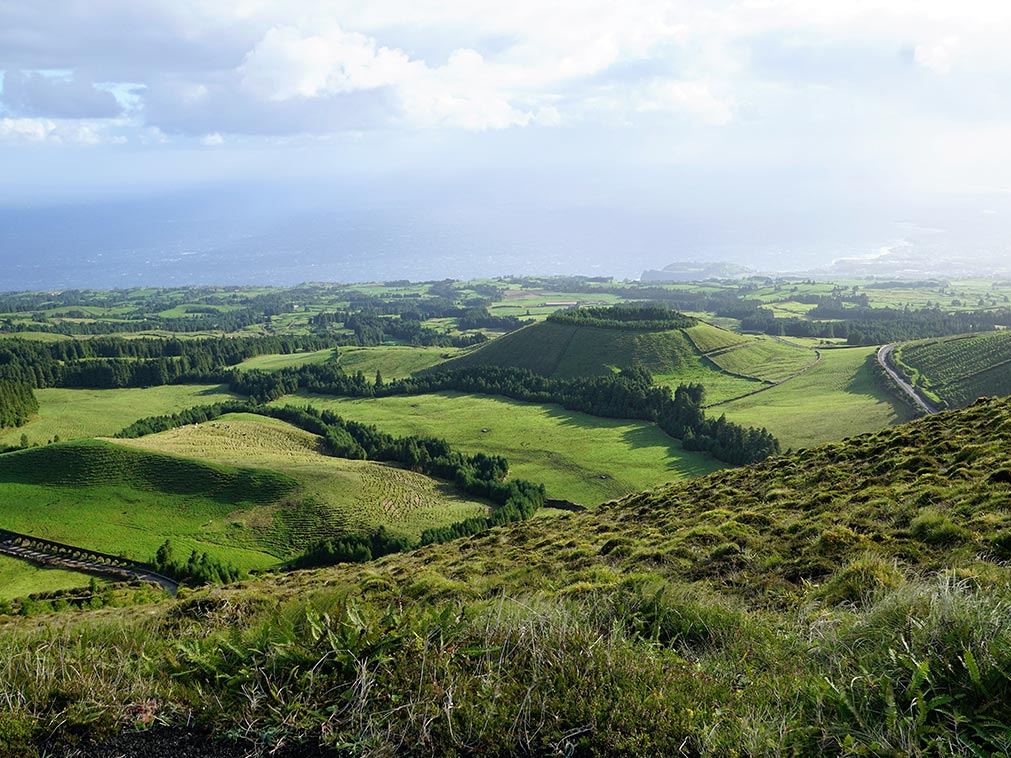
[
  {"left": 7, "top": 400, "right": 1011, "bottom": 755},
  {"left": 113, "top": 413, "right": 490, "bottom": 539},
  {"left": 894, "top": 330, "right": 1011, "bottom": 409},
  {"left": 0, "top": 384, "right": 240, "bottom": 448},
  {"left": 718, "top": 346, "right": 914, "bottom": 449},
  {"left": 277, "top": 390, "right": 724, "bottom": 505}
]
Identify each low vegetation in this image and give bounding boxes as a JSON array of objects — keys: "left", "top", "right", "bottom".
[{"left": 4, "top": 398, "right": 1011, "bottom": 754}]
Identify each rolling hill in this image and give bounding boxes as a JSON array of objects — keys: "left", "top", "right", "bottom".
[
  {"left": 892, "top": 330, "right": 1011, "bottom": 409},
  {"left": 435, "top": 317, "right": 816, "bottom": 403},
  {"left": 0, "top": 416, "right": 494, "bottom": 599},
  {"left": 5, "top": 398, "right": 1011, "bottom": 755}
]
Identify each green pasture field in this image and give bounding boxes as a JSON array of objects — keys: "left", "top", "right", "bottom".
[
  {"left": 703, "top": 335, "right": 818, "bottom": 384},
  {"left": 0, "top": 330, "right": 73, "bottom": 342},
  {"left": 682, "top": 322, "right": 749, "bottom": 353},
  {"left": 441, "top": 321, "right": 701, "bottom": 380},
  {"left": 653, "top": 364, "right": 763, "bottom": 405},
  {"left": 0, "top": 442, "right": 287, "bottom": 574},
  {"left": 736, "top": 279, "right": 1011, "bottom": 312},
  {"left": 0, "top": 554, "right": 104, "bottom": 601},
  {"left": 236, "top": 348, "right": 337, "bottom": 372},
  {"left": 155, "top": 304, "right": 245, "bottom": 318},
  {"left": 764, "top": 301, "right": 819, "bottom": 318},
  {"left": 718, "top": 346, "right": 914, "bottom": 449},
  {"left": 488, "top": 290, "right": 624, "bottom": 319},
  {"left": 113, "top": 413, "right": 490, "bottom": 539},
  {"left": 336, "top": 345, "right": 459, "bottom": 379},
  {"left": 0, "top": 384, "right": 240, "bottom": 448},
  {"left": 279, "top": 391, "right": 725, "bottom": 505}
]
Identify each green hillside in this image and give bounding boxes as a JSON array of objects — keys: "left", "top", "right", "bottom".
[
  {"left": 439, "top": 317, "right": 816, "bottom": 397},
  {"left": 893, "top": 330, "right": 1011, "bottom": 409},
  {"left": 439, "top": 320, "right": 698, "bottom": 379},
  {"left": 114, "top": 413, "right": 491, "bottom": 539},
  {"left": 0, "top": 428, "right": 493, "bottom": 597},
  {"left": 6, "top": 399, "right": 1011, "bottom": 754}
]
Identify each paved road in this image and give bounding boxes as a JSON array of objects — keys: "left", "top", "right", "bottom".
[
  {"left": 876, "top": 343, "right": 939, "bottom": 415},
  {"left": 0, "top": 539, "right": 179, "bottom": 594}
]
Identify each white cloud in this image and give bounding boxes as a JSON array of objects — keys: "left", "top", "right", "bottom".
[
  {"left": 914, "top": 37, "right": 959, "bottom": 76},
  {"left": 201, "top": 132, "right": 224, "bottom": 145},
  {"left": 239, "top": 24, "right": 414, "bottom": 100},
  {"left": 6, "top": 0, "right": 1011, "bottom": 143},
  {"left": 0, "top": 117, "right": 56, "bottom": 141},
  {"left": 0, "top": 116, "right": 108, "bottom": 144},
  {"left": 636, "top": 79, "right": 734, "bottom": 126}
]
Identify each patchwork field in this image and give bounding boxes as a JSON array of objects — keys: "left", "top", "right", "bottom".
[
  {"left": 279, "top": 391, "right": 725, "bottom": 505},
  {"left": 0, "top": 384, "right": 240, "bottom": 448},
  {"left": 718, "top": 346, "right": 914, "bottom": 449}
]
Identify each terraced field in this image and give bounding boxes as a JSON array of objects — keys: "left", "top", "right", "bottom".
[{"left": 893, "top": 331, "right": 1011, "bottom": 409}]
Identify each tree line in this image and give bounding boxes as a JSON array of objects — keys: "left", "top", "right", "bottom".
[
  {"left": 0, "top": 334, "right": 332, "bottom": 389},
  {"left": 230, "top": 363, "right": 779, "bottom": 465},
  {"left": 0, "top": 380, "right": 38, "bottom": 428},
  {"left": 547, "top": 304, "right": 698, "bottom": 330},
  {"left": 150, "top": 539, "right": 242, "bottom": 586}
]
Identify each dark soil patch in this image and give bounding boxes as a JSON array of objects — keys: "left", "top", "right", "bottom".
[{"left": 49, "top": 726, "right": 342, "bottom": 758}]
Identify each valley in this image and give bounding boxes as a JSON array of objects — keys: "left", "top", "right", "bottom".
[{"left": 1, "top": 275, "right": 1011, "bottom": 754}]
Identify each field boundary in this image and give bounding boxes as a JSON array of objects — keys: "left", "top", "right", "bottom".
[{"left": 703, "top": 348, "right": 822, "bottom": 408}]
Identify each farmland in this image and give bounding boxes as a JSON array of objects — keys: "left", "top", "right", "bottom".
[
  {"left": 0, "top": 554, "right": 104, "bottom": 601},
  {"left": 7, "top": 396, "right": 1011, "bottom": 754},
  {"left": 892, "top": 330, "right": 1011, "bottom": 409},
  {"left": 0, "top": 384, "right": 240, "bottom": 448},
  {"left": 718, "top": 346, "right": 914, "bottom": 449},
  {"left": 278, "top": 390, "right": 724, "bottom": 505},
  {"left": 114, "top": 413, "right": 491, "bottom": 540},
  {"left": 0, "top": 441, "right": 291, "bottom": 574}
]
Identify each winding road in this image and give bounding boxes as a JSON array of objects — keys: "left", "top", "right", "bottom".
[
  {"left": 0, "top": 533, "right": 180, "bottom": 594},
  {"left": 876, "top": 343, "right": 940, "bottom": 415}
]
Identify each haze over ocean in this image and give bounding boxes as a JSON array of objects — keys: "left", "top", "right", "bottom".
[{"left": 0, "top": 183, "right": 942, "bottom": 290}]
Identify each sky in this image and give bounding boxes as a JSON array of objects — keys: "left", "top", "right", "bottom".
[{"left": 2, "top": 0, "right": 1011, "bottom": 283}]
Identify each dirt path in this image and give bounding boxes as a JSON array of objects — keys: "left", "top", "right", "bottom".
[{"left": 876, "top": 343, "right": 939, "bottom": 415}]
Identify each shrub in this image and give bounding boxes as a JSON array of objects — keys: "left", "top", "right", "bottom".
[{"left": 909, "top": 511, "right": 968, "bottom": 545}]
